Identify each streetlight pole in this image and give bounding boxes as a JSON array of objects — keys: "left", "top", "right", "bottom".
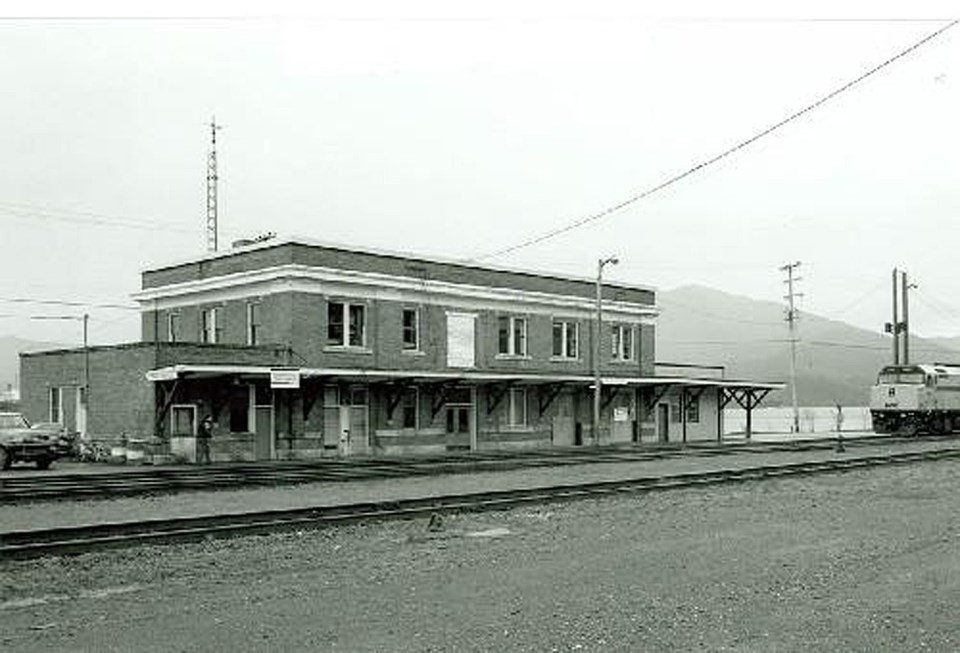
[
  {"left": 594, "top": 255, "right": 619, "bottom": 446},
  {"left": 83, "top": 313, "right": 90, "bottom": 439}
]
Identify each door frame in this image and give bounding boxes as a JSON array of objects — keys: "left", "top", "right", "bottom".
[
  {"left": 658, "top": 403, "right": 670, "bottom": 442},
  {"left": 249, "top": 384, "right": 274, "bottom": 460}
]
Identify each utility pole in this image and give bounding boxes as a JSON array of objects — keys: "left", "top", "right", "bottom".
[
  {"left": 594, "top": 255, "right": 619, "bottom": 446},
  {"left": 206, "top": 117, "right": 223, "bottom": 253},
  {"left": 891, "top": 268, "right": 900, "bottom": 365},
  {"left": 901, "top": 270, "right": 917, "bottom": 365},
  {"left": 780, "top": 261, "right": 802, "bottom": 434}
]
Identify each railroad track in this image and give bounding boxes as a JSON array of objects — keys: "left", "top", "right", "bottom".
[
  {"left": 3, "top": 445, "right": 959, "bottom": 560},
  {"left": 0, "top": 434, "right": 934, "bottom": 502}
]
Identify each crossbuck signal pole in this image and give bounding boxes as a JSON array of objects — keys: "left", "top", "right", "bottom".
[
  {"left": 781, "top": 261, "right": 803, "bottom": 434},
  {"left": 206, "top": 117, "right": 223, "bottom": 253}
]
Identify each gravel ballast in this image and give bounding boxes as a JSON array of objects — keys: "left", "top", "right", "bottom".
[{"left": 2, "top": 457, "right": 960, "bottom": 651}]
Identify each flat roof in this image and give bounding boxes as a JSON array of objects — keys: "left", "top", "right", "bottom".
[
  {"left": 145, "top": 364, "right": 784, "bottom": 390},
  {"left": 140, "top": 235, "right": 657, "bottom": 294}
]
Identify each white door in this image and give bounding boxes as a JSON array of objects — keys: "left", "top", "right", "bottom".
[
  {"left": 76, "top": 387, "right": 87, "bottom": 439},
  {"left": 338, "top": 405, "right": 370, "bottom": 455}
]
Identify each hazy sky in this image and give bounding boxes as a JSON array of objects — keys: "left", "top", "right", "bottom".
[{"left": 1, "top": 1, "right": 958, "bottom": 348}]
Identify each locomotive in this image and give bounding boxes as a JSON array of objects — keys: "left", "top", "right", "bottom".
[{"left": 870, "top": 363, "right": 960, "bottom": 435}]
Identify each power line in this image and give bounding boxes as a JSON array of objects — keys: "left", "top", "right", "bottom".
[
  {"left": 0, "top": 199, "right": 248, "bottom": 239},
  {"left": 474, "top": 18, "right": 958, "bottom": 261},
  {"left": 0, "top": 200, "right": 199, "bottom": 235},
  {"left": 819, "top": 278, "right": 887, "bottom": 321},
  {"left": 0, "top": 297, "right": 140, "bottom": 311}
]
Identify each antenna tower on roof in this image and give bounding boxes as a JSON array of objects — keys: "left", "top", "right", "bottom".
[{"left": 206, "top": 116, "right": 223, "bottom": 252}]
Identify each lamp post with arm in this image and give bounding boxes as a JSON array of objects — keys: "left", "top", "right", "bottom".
[{"left": 594, "top": 255, "right": 619, "bottom": 446}]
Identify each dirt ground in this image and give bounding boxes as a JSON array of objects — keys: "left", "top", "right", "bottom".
[{"left": 2, "top": 460, "right": 960, "bottom": 652}]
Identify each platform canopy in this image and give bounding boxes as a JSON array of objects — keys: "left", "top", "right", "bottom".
[{"left": 145, "top": 363, "right": 782, "bottom": 392}]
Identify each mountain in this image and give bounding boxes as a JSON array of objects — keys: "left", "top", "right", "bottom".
[
  {"left": 655, "top": 285, "right": 957, "bottom": 406},
  {"left": 924, "top": 336, "right": 960, "bottom": 357},
  {"left": 0, "top": 336, "right": 68, "bottom": 392}
]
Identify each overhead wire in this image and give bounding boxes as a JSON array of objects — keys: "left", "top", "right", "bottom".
[
  {"left": 0, "top": 296, "right": 140, "bottom": 311},
  {"left": 473, "top": 18, "right": 958, "bottom": 261}
]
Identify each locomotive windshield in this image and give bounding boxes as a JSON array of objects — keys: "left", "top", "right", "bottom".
[{"left": 877, "top": 367, "right": 926, "bottom": 384}]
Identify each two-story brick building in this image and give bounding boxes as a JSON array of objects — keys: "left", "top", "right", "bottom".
[{"left": 20, "top": 237, "right": 780, "bottom": 462}]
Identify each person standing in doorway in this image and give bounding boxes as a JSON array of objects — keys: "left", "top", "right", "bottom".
[{"left": 197, "top": 415, "right": 214, "bottom": 464}]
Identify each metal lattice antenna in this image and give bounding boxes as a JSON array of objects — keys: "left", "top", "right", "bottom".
[{"left": 206, "top": 117, "right": 223, "bottom": 252}]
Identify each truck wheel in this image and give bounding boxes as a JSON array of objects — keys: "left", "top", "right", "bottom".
[
  {"left": 36, "top": 457, "right": 53, "bottom": 470},
  {"left": 0, "top": 447, "right": 10, "bottom": 470}
]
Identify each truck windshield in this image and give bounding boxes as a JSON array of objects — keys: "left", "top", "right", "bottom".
[
  {"left": 878, "top": 371, "right": 925, "bottom": 384},
  {"left": 0, "top": 413, "right": 30, "bottom": 429}
]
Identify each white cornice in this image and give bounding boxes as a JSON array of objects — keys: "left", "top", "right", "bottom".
[
  {"left": 140, "top": 235, "right": 657, "bottom": 295},
  {"left": 132, "top": 263, "right": 660, "bottom": 322}
]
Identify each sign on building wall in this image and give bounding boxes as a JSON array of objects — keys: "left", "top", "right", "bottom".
[
  {"left": 270, "top": 368, "right": 301, "bottom": 389},
  {"left": 446, "top": 312, "right": 477, "bottom": 368},
  {"left": 614, "top": 406, "right": 630, "bottom": 422}
]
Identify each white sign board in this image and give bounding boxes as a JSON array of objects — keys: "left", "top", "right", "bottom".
[
  {"left": 270, "top": 368, "right": 301, "bottom": 389},
  {"left": 614, "top": 406, "right": 630, "bottom": 422},
  {"left": 446, "top": 312, "right": 476, "bottom": 368},
  {"left": 146, "top": 367, "right": 179, "bottom": 382}
]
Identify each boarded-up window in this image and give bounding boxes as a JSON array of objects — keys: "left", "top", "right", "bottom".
[
  {"left": 446, "top": 313, "right": 476, "bottom": 368},
  {"left": 171, "top": 405, "right": 196, "bottom": 436}
]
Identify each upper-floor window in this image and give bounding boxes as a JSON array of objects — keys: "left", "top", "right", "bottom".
[
  {"left": 498, "top": 316, "right": 527, "bottom": 356},
  {"left": 201, "top": 307, "right": 222, "bottom": 344},
  {"left": 611, "top": 324, "right": 634, "bottom": 361},
  {"left": 247, "top": 302, "right": 261, "bottom": 346},
  {"left": 402, "top": 308, "right": 419, "bottom": 351},
  {"left": 167, "top": 312, "right": 181, "bottom": 343},
  {"left": 552, "top": 320, "right": 579, "bottom": 359},
  {"left": 328, "top": 301, "right": 365, "bottom": 347}
]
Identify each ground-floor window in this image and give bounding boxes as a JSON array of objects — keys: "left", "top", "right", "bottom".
[
  {"left": 229, "top": 385, "right": 250, "bottom": 433},
  {"left": 446, "top": 406, "right": 470, "bottom": 434},
  {"left": 49, "top": 387, "right": 62, "bottom": 423},
  {"left": 401, "top": 388, "right": 418, "bottom": 429},
  {"left": 508, "top": 387, "right": 528, "bottom": 427},
  {"left": 685, "top": 396, "right": 700, "bottom": 423}
]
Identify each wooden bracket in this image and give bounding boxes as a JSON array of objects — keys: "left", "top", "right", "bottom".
[
  {"left": 601, "top": 386, "right": 620, "bottom": 411},
  {"left": 302, "top": 380, "right": 323, "bottom": 421},
  {"left": 431, "top": 384, "right": 453, "bottom": 419},
  {"left": 538, "top": 384, "right": 564, "bottom": 417},
  {"left": 154, "top": 379, "right": 181, "bottom": 437},
  {"left": 487, "top": 383, "right": 510, "bottom": 416},
  {"left": 644, "top": 384, "right": 672, "bottom": 411}
]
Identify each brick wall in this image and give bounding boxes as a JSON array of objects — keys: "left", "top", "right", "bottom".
[
  {"left": 20, "top": 343, "right": 293, "bottom": 441},
  {"left": 144, "top": 290, "right": 655, "bottom": 377},
  {"left": 20, "top": 344, "right": 157, "bottom": 439}
]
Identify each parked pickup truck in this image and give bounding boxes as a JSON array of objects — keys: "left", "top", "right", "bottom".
[{"left": 0, "top": 412, "right": 62, "bottom": 470}]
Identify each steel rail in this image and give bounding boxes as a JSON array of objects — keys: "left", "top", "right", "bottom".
[
  {"left": 0, "top": 434, "right": 952, "bottom": 502},
  {"left": 2, "top": 446, "right": 958, "bottom": 560}
]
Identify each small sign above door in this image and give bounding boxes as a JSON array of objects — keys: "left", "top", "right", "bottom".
[{"left": 270, "top": 368, "right": 301, "bottom": 389}]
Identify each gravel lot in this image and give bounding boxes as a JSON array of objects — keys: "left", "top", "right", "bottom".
[{"left": 2, "top": 458, "right": 960, "bottom": 652}]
